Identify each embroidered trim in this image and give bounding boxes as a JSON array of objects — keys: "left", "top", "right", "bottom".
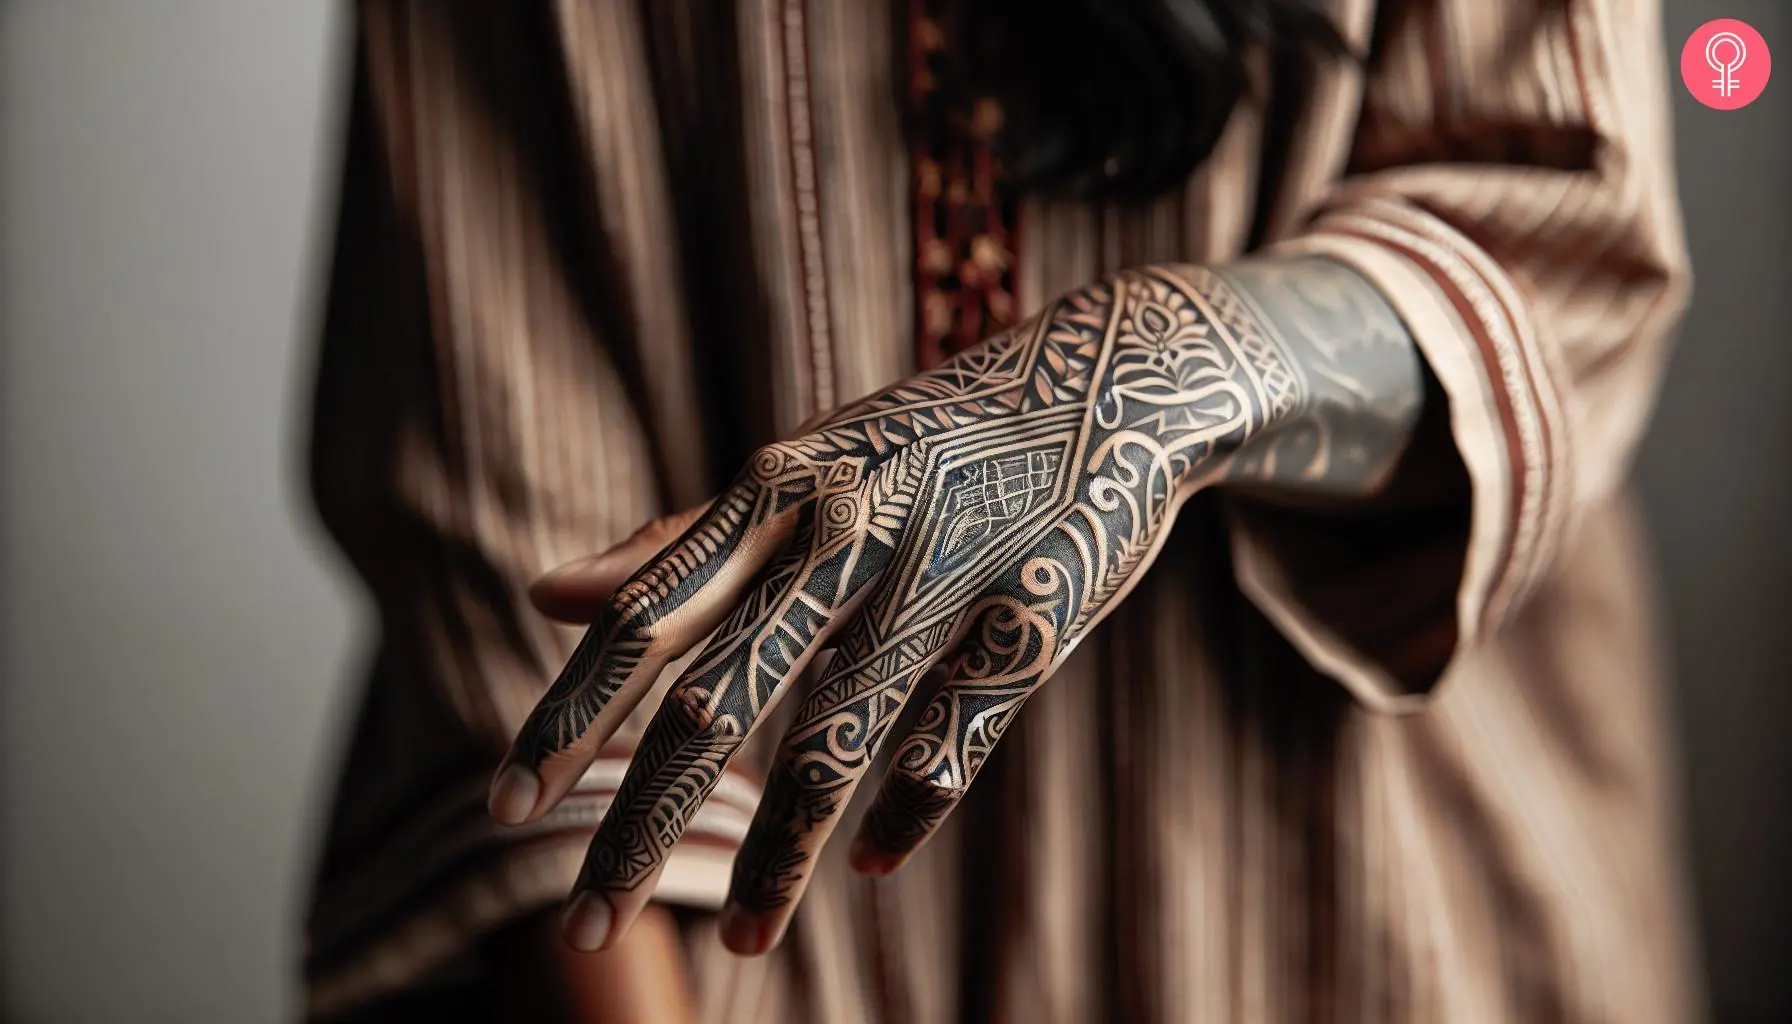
[{"left": 779, "top": 0, "right": 835, "bottom": 411}]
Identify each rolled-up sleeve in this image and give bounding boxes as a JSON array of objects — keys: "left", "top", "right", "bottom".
[{"left": 1232, "top": 0, "right": 1691, "bottom": 711}]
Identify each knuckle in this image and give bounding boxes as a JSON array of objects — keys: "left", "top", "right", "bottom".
[
  {"left": 861, "top": 767, "right": 962, "bottom": 856},
  {"left": 886, "top": 764, "right": 968, "bottom": 806},
  {"left": 665, "top": 687, "right": 745, "bottom": 744},
  {"left": 602, "top": 585, "right": 662, "bottom": 641},
  {"left": 666, "top": 688, "right": 717, "bottom": 732}
]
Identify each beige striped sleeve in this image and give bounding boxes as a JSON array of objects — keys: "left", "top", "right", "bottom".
[{"left": 1237, "top": 0, "right": 1690, "bottom": 711}]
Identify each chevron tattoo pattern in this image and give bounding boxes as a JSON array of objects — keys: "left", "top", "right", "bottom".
[{"left": 501, "top": 256, "right": 1421, "bottom": 944}]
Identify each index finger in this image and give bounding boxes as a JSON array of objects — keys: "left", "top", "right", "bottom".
[{"left": 489, "top": 449, "right": 813, "bottom": 826}]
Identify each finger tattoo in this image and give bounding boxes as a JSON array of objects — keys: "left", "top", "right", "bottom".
[{"left": 552, "top": 259, "right": 1419, "bottom": 903}]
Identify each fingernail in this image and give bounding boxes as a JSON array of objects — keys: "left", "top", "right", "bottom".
[
  {"left": 718, "top": 905, "right": 775, "bottom": 955},
  {"left": 487, "top": 763, "right": 540, "bottom": 825},
  {"left": 716, "top": 911, "right": 781, "bottom": 961},
  {"left": 561, "top": 891, "right": 615, "bottom": 952},
  {"left": 848, "top": 835, "right": 903, "bottom": 876}
]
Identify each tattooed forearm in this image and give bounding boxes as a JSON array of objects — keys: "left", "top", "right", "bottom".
[
  {"left": 1212, "top": 256, "right": 1423, "bottom": 496},
  {"left": 495, "top": 256, "right": 1424, "bottom": 953}
]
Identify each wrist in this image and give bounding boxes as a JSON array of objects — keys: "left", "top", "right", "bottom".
[{"left": 1201, "top": 256, "right": 1425, "bottom": 497}]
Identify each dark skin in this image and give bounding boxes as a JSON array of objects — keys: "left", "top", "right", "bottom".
[{"left": 492, "top": 256, "right": 1423, "bottom": 961}]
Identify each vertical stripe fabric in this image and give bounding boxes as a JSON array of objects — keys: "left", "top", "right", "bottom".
[{"left": 304, "top": 2, "right": 1700, "bottom": 1021}]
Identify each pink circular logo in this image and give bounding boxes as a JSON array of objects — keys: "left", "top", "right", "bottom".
[{"left": 1682, "top": 19, "right": 1771, "bottom": 110}]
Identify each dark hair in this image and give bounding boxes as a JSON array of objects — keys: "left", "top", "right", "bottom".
[{"left": 950, "top": 0, "right": 1354, "bottom": 201}]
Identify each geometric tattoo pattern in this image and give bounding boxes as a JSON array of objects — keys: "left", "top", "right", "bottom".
[{"left": 503, "top": 257, "right": 1419, "bottom": 932}]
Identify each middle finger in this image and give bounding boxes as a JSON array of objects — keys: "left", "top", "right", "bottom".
[
  {"left": 562, "top": 493, "right": 894, "bottom": 950},
  {"left": 716, "top": 593, "right": 978, "bottom": 954}
]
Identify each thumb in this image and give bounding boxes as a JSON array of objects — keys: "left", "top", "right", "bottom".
[{"left": 528, "top": 503, "right": 710, "bottom": 624}]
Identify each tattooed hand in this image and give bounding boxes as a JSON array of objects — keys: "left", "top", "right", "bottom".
[{"left": 489, "top": 256, "right": 1421, "bottom": 955}]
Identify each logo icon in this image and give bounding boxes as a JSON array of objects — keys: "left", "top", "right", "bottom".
[{"left": 1682, "top": 19, "right": 1771, "bottom": 110}]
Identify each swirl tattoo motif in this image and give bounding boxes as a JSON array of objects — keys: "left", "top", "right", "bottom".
[{"left": 499, "top": 256, "right": 1420, "bottom": 948}]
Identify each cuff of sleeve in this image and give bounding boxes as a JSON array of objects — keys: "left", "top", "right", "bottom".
[{"left": 1231, "top": 199, "right": 1574, "bottom": 712}]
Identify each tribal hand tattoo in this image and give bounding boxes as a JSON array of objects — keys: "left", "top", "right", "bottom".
[{"left": 490, "top": 256, "right": 1421, "bottom": 954}]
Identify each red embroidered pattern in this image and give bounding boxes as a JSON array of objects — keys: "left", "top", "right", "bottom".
[{"left": 907, "top": 0, "right": 1022, "bottom": 371}]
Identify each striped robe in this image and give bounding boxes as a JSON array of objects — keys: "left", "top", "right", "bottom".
[{"left": 303, "top": 1, "right": 1702, "bottom": 1020}]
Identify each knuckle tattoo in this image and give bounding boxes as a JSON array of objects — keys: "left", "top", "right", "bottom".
[
  {"left": 549, "top": 260, "right": 1415, "bottom": 900},
  {"left": 666, "top": 686, "right": 723, "bottom": 736}
]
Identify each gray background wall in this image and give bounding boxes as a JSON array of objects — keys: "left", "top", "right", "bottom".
[
  {"left": 1644, "top": 4, "right": 1792, "bottom": 1020},
  {"left": 1, "top": 1, "right": 1785, "bottom": 1021},
  {"left": 0, "top": 3, "right": 356, "bottom": 1021}
]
